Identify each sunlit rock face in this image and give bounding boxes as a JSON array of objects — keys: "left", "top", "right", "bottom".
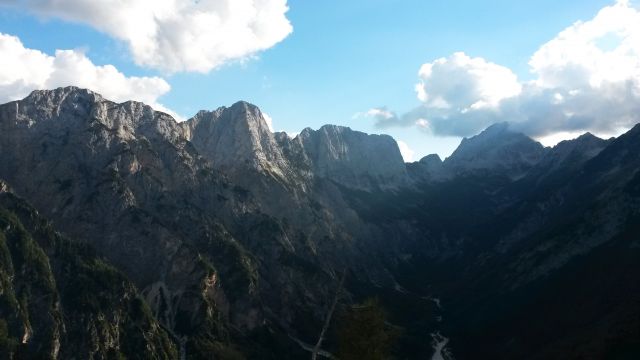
[{"left": 180, "top": 101, "right": 292, "bottom": 179}]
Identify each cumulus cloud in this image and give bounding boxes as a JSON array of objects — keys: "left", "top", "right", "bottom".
[
  {"left": 365, "top": 107, "right": 397, "bottom": 120},
  {"left": 530, "top": 0, "right": 640, "bottom": 89},
  {"left": 356, "top": 107, "right": 402, "bottom": 127},
  {"left": 396, "top": 140, "right": 415, "bottom": 162},
  {"left": 367, "top": 0, "right": 640, "bottom": 140},
  {"left": 262, "top": 112, "right": 275, "bottom": 132},
  {"left": 1, "top": 0, "right": 293, "bottom": 73},
  {"left": 0, "top": 33, "right": 174, "bottom": 115},
  {"left": 415, "top": 52, "right": 521, "bottom": 110}
]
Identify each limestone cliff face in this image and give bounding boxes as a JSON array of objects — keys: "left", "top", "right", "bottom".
[
  {"left": 296, "top": 125, "right": 410, "bottom": 190},
  {"left": 180, "top": 103, "right": 410, "bottom": 191},
  {"left": 180, "top": 101, "right": 293, "bottom": 181}
]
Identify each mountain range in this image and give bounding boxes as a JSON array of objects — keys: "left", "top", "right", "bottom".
[{"left": 0, "top": 87, "right": 638, "bottom": 359}]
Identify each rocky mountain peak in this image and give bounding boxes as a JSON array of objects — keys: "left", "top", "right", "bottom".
[
  {"left": 179, "top": 100, "right": 290, "bottom": 179},
  {"left": 444, "top": 122, "right": 546, "bottom": 178},
  {"left": 181, "top": 108, "right": 411, "bottom": 190},
  {"left": 520, "top": 132, "right": 610, "bottom": 186},
  {"left": 298, "top": 125, "right": 409, "bottom": 190},
  {"left": 551, "top": 132, "right": 607, "bottom": 158},
  {"left": 419, "top": 154, "right": 443, "bottom": 166},
  {"left": 581, "top": 122, "right": 640, "bottom": 177},
  {"left": 407, "top": 154, "right": 446, "bottom": 183},
  {"left": 7, "top": 87, "right": 100, "bottom": 126},
  {"left": 453, "top": 122, "right": 516, "bottom": 151},
  {"left": 9, "top": 87, "right": 183, "bottom": 144},
  {"left": 25, "top": 86, "right": 102, "bottom": 105}
]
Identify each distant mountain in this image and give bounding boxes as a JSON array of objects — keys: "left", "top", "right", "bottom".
[
  {"left": 407, "top": 154, "right": 445, "bottom": 182},
  {"left": 295, "top": 124, "right": 409, "bottom": 190},
  {"left": 444, "top": 122, "right": 547, "bottom": 179},
  {"left": 0, "top": 87, "right": 638, "bottom": 359},
  {"left": 438, "top": 126, "right": 640, "bottom": 359}
]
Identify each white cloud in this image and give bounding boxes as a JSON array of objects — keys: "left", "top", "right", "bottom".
[
  {"left": 415, "top": 119, "right": 430, "bottom": 129},
  {"left": 366, "top": 107, "right": 396, "bottom": 119},
  {"left": 1, "top": 0, "right": 293, "bottom": 73},
  {"left": 530, "top": 0, "right": 640, "bottom": 89},
  {"left": 535, "top": 131, "right": 589, "bottom": 147},
  {"left": 353, "top": 107, "right": 397, "bottom": 121},
  {"left": 356, "top": 107, "right": 403, "bottom": 128},
  {"left": 416, "top": 52, "right": 521, "bottom": 111},
  {"left": 0, "top": 33, "right": 174, "bottom": 116},
  {"left": 262, "top": 111, "right": 275, "bottom": 132},
  {"left": 396, "top": 140, "right": 415, "bottom": 162},
  {"left": 369, "top": 1, "right": 640, "bottom": 142}
]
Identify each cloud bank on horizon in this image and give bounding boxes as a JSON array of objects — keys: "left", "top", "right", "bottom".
[{"left": 368, "top": 0, "right": 640, "bottom": 142}]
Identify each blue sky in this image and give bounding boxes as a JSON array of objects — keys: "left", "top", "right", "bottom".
[{"left": 1, "top": 0, "right": 637, "bottom": 161}]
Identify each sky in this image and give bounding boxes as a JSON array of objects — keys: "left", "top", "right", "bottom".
[{"left": 0, "top": 0, "right": 639, "bottom": 161}]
